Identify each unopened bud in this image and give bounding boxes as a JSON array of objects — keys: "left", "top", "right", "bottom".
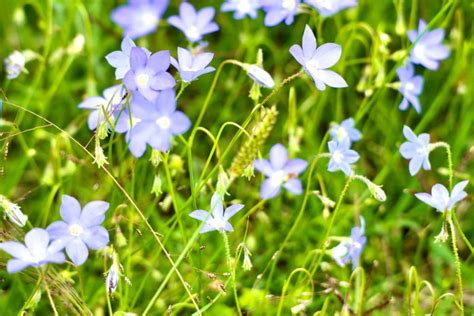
[{"left": 0, "top": 195, "right": 28, "bottom": 227}]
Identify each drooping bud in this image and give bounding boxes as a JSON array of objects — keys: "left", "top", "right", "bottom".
[
  {"left": 245, "top": 64, "right": 275, "bottom": 89},
  {"left": 216, "top": 166, "right": 231, "bottom": 200},
  {"left": 106, "top": 252, "right": 120, "bottom": 296},
  {"left": 0, "top": 195, "right": 28, "bottom": 227},
  {"left": 4, "top": 51, "right": 26, "bottom": 79}
]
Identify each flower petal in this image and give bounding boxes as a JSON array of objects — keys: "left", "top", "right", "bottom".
[
  {"left": 80, "top": 201, "right": 109, "bottom": 228},
  {"left": 60, "top": 195, "right": 82, "bottom": 224},
  {"left": 224, "top": 204, "right": 244, "bottom": 220},
  {"left": 269, "top": 144, "right": 288, "bottom": 170},
  {"left": 66, "top": 239, "right": 89, "bottom": 266},
  {"left": 82, "top": 226, "right": 109, "bottom": 250}
]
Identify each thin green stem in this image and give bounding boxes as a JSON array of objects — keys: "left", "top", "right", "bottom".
[
  {"left": 221, "top": 231, "right": 242, "bottom": 316},
  {"left": 448, "top": 212, "right": 464, "bottom": 315}
]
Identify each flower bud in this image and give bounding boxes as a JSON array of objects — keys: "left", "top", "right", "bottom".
[
  {"left": 0, "top": 195, "right": 28, "bottom": 227},
  {"left": 4, "top": 51, "right": 26, "bottom": 79},
  {"left": 245, "top": 64, "right": 275, "bottom": 88}
]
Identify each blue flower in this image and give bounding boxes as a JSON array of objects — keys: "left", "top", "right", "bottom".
[
  {"left": 78, "top": 85, "right": 127, "bottom": 131},
  {"left": 290, "top": 25, "right": 347, "bottom": 90},
  {"left": 261, "top": 0, "right": 300, "bottom": 26},
  {"left": 332, "top": 217, "right": 366, "bottom": 270},
  {"left": 327, "top": 139, "right": 359, "bottom": 176},
  {"left": 123, "top": 47, "right": 175, "bottom": 101},
  {"left": 170, "top": 47, "right": 215, "bottom": 83},
  {"left": 167, "top": 3, "right": 219, "bottom": 43},
  {"left": 396, "top": 63, "right": 423, "bottom": 113},
  {"left": 106, "top": 37, "right": 151, "bottom": 80},
  {"left": 0, "top": 228, "right": 65, "bottom": 273},
  {"left": 304, "top": 0, "right": 357, "bottom": 17},
  {"left": 4, "top": 51, "right": 26, "bottom": 80},
  {"left": 408, "top": 19, "right": 450, "bottom": 70},
  {"left": 46, "top": 195, "right": 110, "bottom": 266},
  {"left": 111, "top": 0, "right": 169, "bottom": 39},
  {"left": 329, "top": 118, "right": 362, "bottom": 145},
  {"left": 125, "top": 89, "right": 191, "bottom": 157},
  {"left": 415, "top": 181, "right": 469, "bottom": 212},
  {"left": 189, "top": 193, "right": 244, "bottom": 234},
  {"left": 221, "top": 0, "right": 261, "bottom": 20},
  {"left": 399, "top": 125, "right": 431, "bottom": 176},
  {"left": 254, "top": 144, "right": 308, "bottom": 199}
]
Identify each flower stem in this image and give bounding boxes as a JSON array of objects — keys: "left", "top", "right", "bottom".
[
  {"left": 221, "top": 231, "right": 242, "bottom": 316},
  {"left": 448, "top": 212, "right": 464, "bottom": 314},
  {"left": 428, "top": 141, "right": 453, "bottom": 189}
]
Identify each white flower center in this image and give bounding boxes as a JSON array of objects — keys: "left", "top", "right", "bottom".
[
  {"left": 238, "top": 0, "right": 252, "bottom": 13},
  {"left": 156, "top": 116, "right": 171, "bottom": 129},
  {"left": 69, "top": 224, "right": 84, "bottom": 237},
  {"left": 305, "top": 59, "right": 320, "bottom": 72},
  {"left": 405, "top": 82, "right": 415, "bottom": 92},
  {"left": 141, "top": 11, "right": 158, "bottom": 28},
  {"left": 271, "top": 170, "right": 287, "bottom": 186},
  {"left": 318, "top": 0, "right": 336, "bottom": 10},
  {"left": 131, "top": 116, "right": 142, "bottom": 128},
  {"left": 413, "top": 43, "right": 426, "bottom": 58},
  {"left": 332, "top": 150, "right": 344, "bottom": 163},
  {"left": 136, "top": 73, "right": 150, "bottom": 87},
  {"left": 186, "top": 26, "right": 201, "bottom": 42},
  {"left": 336, "top": 127, "right": 348, "bottom": 142},
  {"left": 282, "top": 0, "right": 296, "bottom": 10},
  {"left": 208, "top": 217, "right": 226, "bottom": 230}
]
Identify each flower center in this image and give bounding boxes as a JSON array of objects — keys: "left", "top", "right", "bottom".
[
  {"left": 416, "top": 145, "right": 428, "bottom": 156},
  {"left": 271, "top": 170, "right": 288, "bottom": 186},
  {"left": 186, "top": 26, "right": 201, "bottom": 41},
  {"left": 69, "top": 224, "right": 84, "bottom": 237},
  {"left": 335, "top": 127, "right": 348, "bottom": 142},
  {"left": 238, "top": 0, "right": 252, "bottom": 13},
  {"left": 208, "top": 217, "right": 226, "bottom": 230},
  {"left": 305, "top": 59, "right": 320, "bottom": 72},
  {"left": 413, "top": 43, "right": 426, "bottom": 58},
  {"left": 282, "top": 0, "right": 296, "bottom": 10},
  {"left": 155, "top": 116, "right": 171, "bottom": 129},
  {"left": 141, "top": 11, "right": 158, "bottom": 28},
  {"left": 405, "top": 82, "right": 415, "bottom": 92},
  {"left": 332, "top": 150, "right": 344, "bottom": 163},
  {"left": 136, "top": 73, "right": 150, "bottom": 87}
]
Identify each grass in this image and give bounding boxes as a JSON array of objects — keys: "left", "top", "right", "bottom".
[{"left": 0, "top": 0, "right": 473, "bottom": 314}]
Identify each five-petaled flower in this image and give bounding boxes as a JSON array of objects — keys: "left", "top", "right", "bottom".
[
  {"left": 170, "top": 47, "right": 215, "bottom": 83},
  {"left": 111, "top": 0, "right": 169, "bottom": 39},
  {"left": 329, "top": 118, "right": 362, "bottom": 145},
  {"left": 399, "top": 125, "right": 431, "bottom": 176},
  {"left": 290, "top": 25, "right": 348, "bottom": 90},
  {"left": 123, "top": 47, "right": 175, "bottom": 101},
  {"left": 189, "top": 193, "right": 244, "bottom": 234},
  {"left": 0, "top": 228, "right": 65, "bottom": 273},
  {"left": 168, "top": 2, "right": 219, "bottom": 43},
  {"left": 396, "top": 63, "right": 423, "bottom": 113},
  {"left": 221, "top": 0, "right": 261, "bottom": 20},
  {"left": 125, "top": 89, "right": 191, "bottom": 157},
  {"left": 415, "top": 181, "right": 469, "bottom": 212},
  {"left": 46, "top": 195, "right": 110, "bottom": 266},
  {"left": 261, "top": 0, "right": 300, "bottom": 26},
  {"left": 408, "top": 19, "right": 450, "bottom": 70},
  {"left": 78, "top": 85, "right": 127, "bottom": 131},
  {"left": 304, "top": 0, "right": 357, "bottom": 17},
  {"left": 331, "top": 217, "right": 366, "bottom": 270},
  {"left": 327, "top": 139, "right": 359, "bottom": 176},
  {"left": 254, "top": 144, "right": 308, "bottom": 199},
  {"left": 106, "top": 37, "right": 151, "bottom": 80}
]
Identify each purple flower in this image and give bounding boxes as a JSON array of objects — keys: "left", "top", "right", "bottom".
[
  {"left": 0, "top": 228, "right": 65, "bottom": 273},
  {"left": 123, "top": 47, "right": 175, "bottom": 101},
  {"left": 221, "top": 0, "right": 261, "bottom": 20},
  {"left": 170, "top": 47, "right": 215, "bottom": 83},
  {"left": 167, "top": 3, "right": 219, "bottom": 43},
  {"left": 246, "top": 65, "right": 275, "bottom": 88},
  {"left": 304, "top": 0, "right": 357, "bottom": 17},
  {"left": 332, "top": 217, "right": 366, "bottom": 270},
  {"left": 111, "top": 0, "right": 169, "bottom": 39},
  {"left": 399, "top": 125, "right": 431, "bottom": 176},
  {"left": 78, "top": 85, "right": 127, "bottom": 131},
  {"left": 415, "top": 181, "right": 469, "bottom": 212},
  {"left": 189, "top": 193, "right": 244, "bottom": 233},
  {"left": 46, "top": 195, "right": 110, "bottom": 266},
  {"left": 125, "top": 89, "right": 191, "bottom": 157},
  {"left": 261, "top": 0, "right": 300, "bottom": 26},
  {"left": 261, "top": 0, "right": 301, "bottom": 26},
  {"left": 106, "top": 37, "right": 151, "bottom": 80},
  {"left": 254, "top": 144, "right": 308, "bottom": 199},
  {"left": 396, "top": 63, "right": 423, "bottom": 113},
  {"left": 328, "top": 139, "right": 359, "bottom": 176},
  {"left": 408, "top": 19, "right": 450, "bottom": 70},
  {"left": 290, "top": 25, "right": 347, "bottom": 90},
  {"left": 329, "top": 118, "right": 361, "bottom": 145}
]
